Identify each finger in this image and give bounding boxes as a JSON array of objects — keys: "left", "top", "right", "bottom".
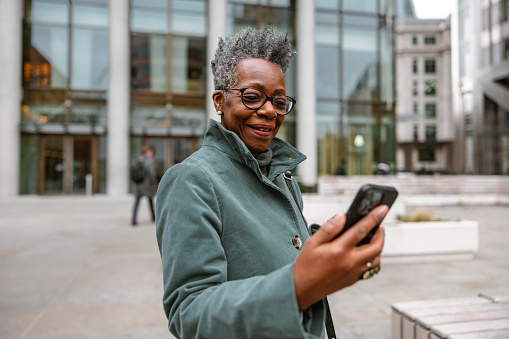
[
  {"left": 370, "top": 224, "right": 385, "bottom": 248},
  {"left": 356, "top": 225, "right": 385, "bottom": 265},
  {"left": 308, "top": 213, "right": 346, "bottom": 244},
  {"left": 341, "top": 205, "right": 389, "bottom": 247}
]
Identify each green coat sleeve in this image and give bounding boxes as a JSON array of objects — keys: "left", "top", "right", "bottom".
[{"left": 156, "top": 162, "right": 325, "bottom": 339}]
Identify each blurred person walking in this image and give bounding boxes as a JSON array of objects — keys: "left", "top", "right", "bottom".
[{"left": 131, "top": 145, "right": 157, "bottom": 226}]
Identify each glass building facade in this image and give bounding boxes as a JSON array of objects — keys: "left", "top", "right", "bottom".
[
  {"left": 9, "top": 0, "right": 396, "bottom": 196},
  {"left": 315, "top": 0, "right": 396, "bottom": 176}
]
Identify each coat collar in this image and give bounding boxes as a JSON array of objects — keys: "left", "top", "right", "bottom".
[{"left": 203, "top": 119, "right": 307, "bottom": 181}]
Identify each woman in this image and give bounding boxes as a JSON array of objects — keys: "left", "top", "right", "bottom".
[{"left": 156, "top": 26, "right": 387, "bottom": 339}]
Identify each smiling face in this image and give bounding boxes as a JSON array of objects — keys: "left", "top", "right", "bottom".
[{"left": 213, "top": 58, "right": 286, "bottom": 155}]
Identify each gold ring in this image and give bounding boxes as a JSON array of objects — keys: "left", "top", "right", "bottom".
[
  {"left": 361, "top": 266, "right": 381, "bottom": 280},
  {"left": 366, "top": 262, "right": 372, "bottom": 269},
  {"left": 362, "top": 270, "right": 374, "bottom": 280}
]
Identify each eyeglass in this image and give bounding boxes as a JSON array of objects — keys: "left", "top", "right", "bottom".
[{"left": 224, "top": 87, "right": 296, "bottom": 115}]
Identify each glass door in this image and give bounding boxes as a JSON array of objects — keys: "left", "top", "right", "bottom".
[
  {"left": 171, "top": 138, "right": 199, "bottom": 165},
  {"left": 143, "top": 137, "right": 201, "bottom": 182},
  {"left": 72, "top": 136, "right": 97, "bottom": 193},
  {"left": 40, "top": 135, "right": 65, "bottom": 194},
  {"left": 39, "top": 135, "right": 98, "bottom": 194},
  {"left": 145, "top": 138, "right": 167, "bottom": 183}
]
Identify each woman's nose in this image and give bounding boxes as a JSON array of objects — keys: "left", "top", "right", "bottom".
[{"left": 256, "top": 99, "right": 277, "bottom": 118}]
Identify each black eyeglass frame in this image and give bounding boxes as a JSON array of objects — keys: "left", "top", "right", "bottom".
[{"left": 223, "top": 87, "right": 296, "bottom": 115}]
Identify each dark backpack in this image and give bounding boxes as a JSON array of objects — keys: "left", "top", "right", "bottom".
[{"left": 130, "top": 158, "right": 146, "bottom": 184}]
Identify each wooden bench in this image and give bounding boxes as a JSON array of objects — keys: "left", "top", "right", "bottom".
[{"left": 391, "top": 295, "right": 509, "bottom": 338}]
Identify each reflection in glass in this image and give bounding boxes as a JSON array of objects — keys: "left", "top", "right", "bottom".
[
  {"left": 261, "top": 6, "right": 293, "bottom": 32},
  {"left": 71, "top": 28, "right": 109, "bottom": 89},
  {"left": 131, "top": 0, "right": 167, "bottom": 9},
  {"left": 316, "top": 12, "right": 340, "bottom": 26},
  {"left": 173, "top": 0, "right": 206, "bottom": 12},
  {"left": 317, "top": 113, "right": 343, "bottom": 175},
  {"left": 342, "top": 14, "right": 377, "bottom": 27},
  {"left": 72, "top": 5, "right": 109, "bottom": 27},
  {"left": 131, "top": 10, "right": 167, "bottom": 33},
  {"left": 43, "top": 135, "right": 65, "bottom": 194},
  {"left": 131, "top": 34, "right": 167, "bottom": 91},
  {"left": 234, "top": 0, "right": 258, "bottom": 4},
  {"left": 171, "top": 37, "right": 206, "bottom": 93},
  {"left": 343, "top": 0, "right": 377, "bottom": 13},
  {"left": 172, "top": 139, "right": 197, "bottom": 165},
  {"left": 316, "top": 46, "right": 340, "bottom": 99},
  {"left": 20, "top": 135, "right": 39, "bottom": 194},
  {"left": 24, "top": 25, "right": 68, "bottom": 87},
  {"left": 316, "top": 0, "right": 339, "bottom": 10},
  {"left": 379, "top": 28, "right": 394, "bottom": 103},
  {"left": 30, "top": 1, "right": 69, "bottom": 25},
  {"left": 74, "top": 0, "right": 109, "bottom": 4},
  {"left": 22, "top": 104, "right": 67, "bottom": 123},
  {"left": 343, "top": 26, "right": 377, "bottom": 99},
  {"left": 172, "top": 13, "right": 206, "bottom": 36},
  {"left": 424, "top": 80, "right": 437, "bottom": 96},
  {"left": 72, "top": 105, "right": 107, "bottom": 124},
  {"left": 270, "top": 0, "right": 291, "bottom": 6},
  {"left": 227, "top": 4, "right": 258, "bottom": 35},
  {"left": 131, "top": 107, "right": 169, "bottom": 126},
  {"left": 316, "top": 25, "right": 340, "bottom": 45},
  {"left": 171, "top": 108, "right": 207, "bottom": 130},
  {"left": 145, "top": 138, "right": 167, "bottom": 181}
]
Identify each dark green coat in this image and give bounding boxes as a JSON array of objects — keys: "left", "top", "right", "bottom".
[{"left": 156, "top": 120, "right": 325, "bottom": 339}]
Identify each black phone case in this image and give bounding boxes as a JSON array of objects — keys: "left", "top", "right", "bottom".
[{"left": 339, "top": 184, "right": 398, "bottom": 246}]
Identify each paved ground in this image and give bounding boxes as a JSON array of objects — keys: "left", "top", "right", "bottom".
[{"left": 0, "top": 195, "right": 508, "bottom": 339}]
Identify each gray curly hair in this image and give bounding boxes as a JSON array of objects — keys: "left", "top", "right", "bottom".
[{"left": 211, "top": 26, "right": 296, "bottom": 90}]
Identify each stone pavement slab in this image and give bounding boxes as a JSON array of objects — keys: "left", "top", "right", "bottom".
[{"left": 0, "top": 196, "right": 508, "bottom": 339}]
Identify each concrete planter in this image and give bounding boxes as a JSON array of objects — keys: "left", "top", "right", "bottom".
[
  {"left": 301, "top": 194, "right": 479, "bottom": 261},
  {"left": 383, "top": 219, "right": 479, "bottom": 260}
]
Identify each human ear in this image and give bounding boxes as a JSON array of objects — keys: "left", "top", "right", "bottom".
[{"left": 212, "top": 90, "right": 224, "bottom": 113}]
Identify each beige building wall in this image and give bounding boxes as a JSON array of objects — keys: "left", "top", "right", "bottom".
[{"left": 395, "top": 17, "right": 454, "bottom": 173}]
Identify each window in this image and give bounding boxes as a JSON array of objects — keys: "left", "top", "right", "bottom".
[
  {"left": 130, "top": 0, "right": 207, "bottom": 93},
  {"left": 425, "top": 58, "right": 436, "bottom": 73},
  {"left": 342, "top": 16, "right": 378, "bottom": 99},
  {"left": 465, "top": 114, "right": 474, "bottom": 137},
  {"left": 412, "top": 80, "right": 418, "bottom": 95},
  {"left": 412, "top": 35, "right": 417, "bottom": 44},
  {"left": 424, "top": 36, "right": 436, "bottom": 45},
  {"left": 505, "top": 0, "right": 509, "bottom": 22},
  {"left": 419, "top": 147, "right": 435, "bottom": 161},
  {"left": 413, "top": 102, "right": 418, "bottom": 114},
  {"left": 24, "top": 1, "right": 110, "bottom": 89},
  {"left": 505, "top": 37, "right": 509, "bottom": 60},
  {"left": 424, "top": 80, "right": 437, "bottom": 96},
  {"left": 425, "top": 103, "right": 437, "bottom": 118},
  {"left": 413, "top": 124, "right": 418, "bottom": 141},
  {"left": 412, "top": 58, "right": 418, "bottom": 73},
  {"left": 425, "top": 125, "right": 436, "bottom": 141},
  {"left": 343, "top": 0, "right": 377, "bottom": 13}
]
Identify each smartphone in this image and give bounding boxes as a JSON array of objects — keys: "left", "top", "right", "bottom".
[{"left": 338, "top": 184, "right": 398, "bottom": 246}]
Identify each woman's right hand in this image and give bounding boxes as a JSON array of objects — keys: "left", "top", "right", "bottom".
[{"left": 293, "top": 205, "right": 388, "bottom": 311}]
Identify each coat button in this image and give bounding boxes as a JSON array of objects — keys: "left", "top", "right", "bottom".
[{"left": 292, "top": 236, "right": 302, "bottom": 249}]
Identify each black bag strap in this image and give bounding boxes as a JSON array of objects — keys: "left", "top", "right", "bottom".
[{"left": 283, "top": 171, "right": 337, "bottom": 339}]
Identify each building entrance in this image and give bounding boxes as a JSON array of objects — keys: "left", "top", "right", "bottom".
[
  {"left": 39, "top": 135, "right": 98, "bottom": 194},
  {"left": 141, "top": 137, "right": 201, "bottom": 182}
]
